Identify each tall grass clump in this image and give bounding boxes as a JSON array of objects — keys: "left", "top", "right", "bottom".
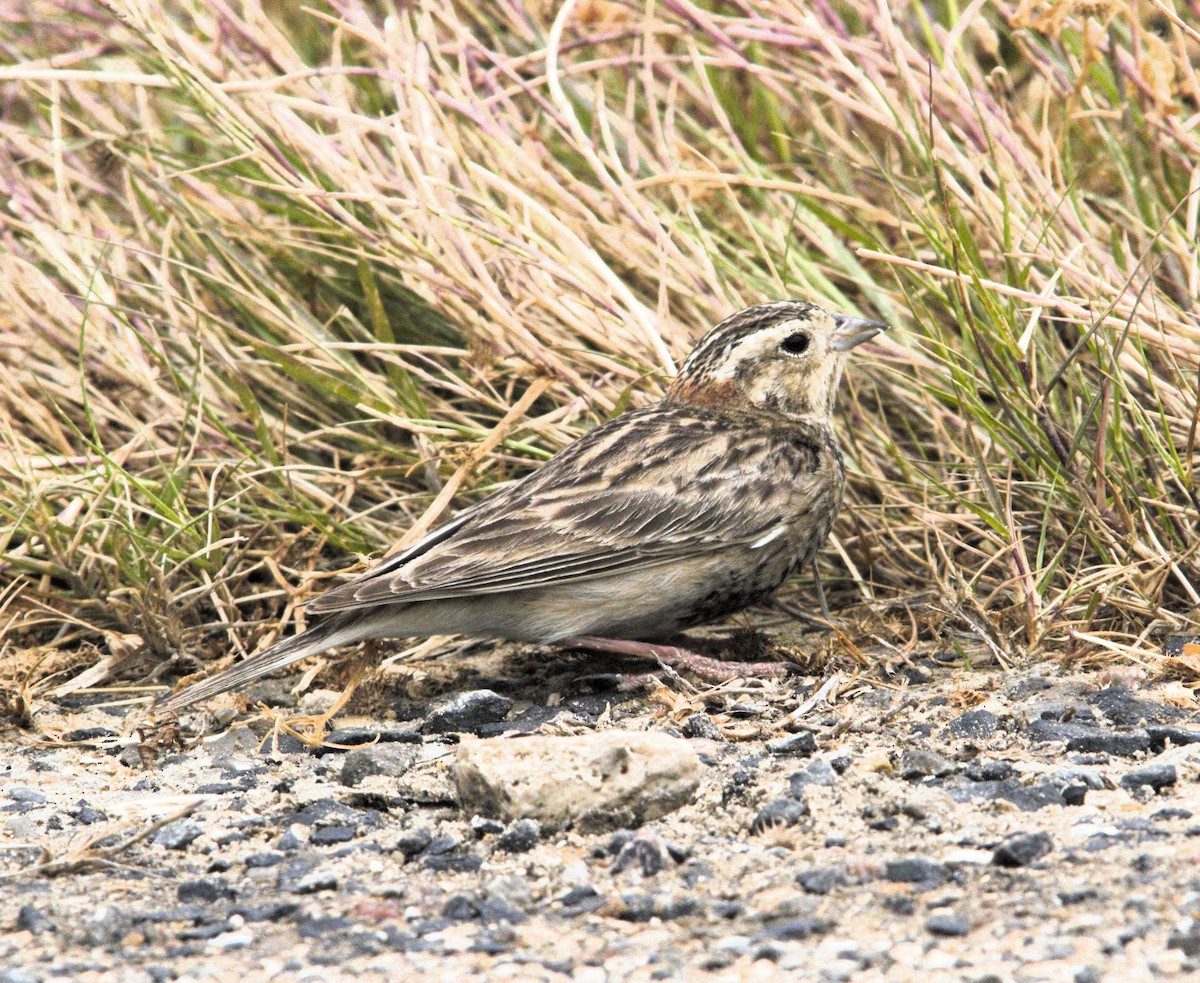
[{"left": 1, "top": 0, "right": 1197, "bottom": 702}]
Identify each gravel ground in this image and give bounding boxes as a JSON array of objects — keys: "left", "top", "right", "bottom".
[{"left": 4, "top": 636, "right": 1200, "bottom": 983}]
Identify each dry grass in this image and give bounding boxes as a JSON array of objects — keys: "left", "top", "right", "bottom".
[{"left": 2, "top": 0, "right": 1199, "bottom": 706}]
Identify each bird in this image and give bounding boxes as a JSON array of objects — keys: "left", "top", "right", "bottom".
[{"left": 153, "top": 300, "right": 887, "bottom": 714}]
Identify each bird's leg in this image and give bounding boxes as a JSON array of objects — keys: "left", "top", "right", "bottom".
[
  {"left": 564, "top": 635, "right": 793, "bottom": 682},
  {"left": 810, "top": 558, "right": 832, "bottom": 621}
]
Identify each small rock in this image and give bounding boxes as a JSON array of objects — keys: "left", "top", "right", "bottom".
[
  {"left": 1121, "top": 763, "right": 1177, "bottom": 792},
  {"left": 293, "top": 870, "right": 338, "bottom": 894},
  {"left": 750, "top": 797, "right": 809, "bottom": 835},
  {"left": 84, "top": 905, "right": 130, "bottom": 946},
  {"left": 8, "top": 788, "right": 47, "bottom": 804},
  {"left": 443, "top": 895, "right": 479, "bottom": 921},
  {"left": 390, "top": 828, "right": 433, "bottom": 858},
  {"left": 324, "top": 723, "right": 421, "bottom": 746},
  {"left": 177, "top": 879, "right": 235, "bottom": 903},
  {"left": 424, "top": 690, "right": 514, "bottom": 735},
  {"left": 681, "top": 712, "right": 726, "bottom": 741},
  {"left": 244, "top": 851, "right": 285, "bottom": 868},
  {"left": 1067, "top": 730, "right": 1151, "bottom": 757},
  {"left": 454, "top": 731, "right": 702, "bottom": 832},
  {"left": 797, "top": 867, "right": 847, "bottom": 895},
  {"left": 767, "top": 732, "right": 817, "bottom": 756},
  {"left": 992, "top": 832, "right": 1053, "bottom": 867},
  {"left": 927, "top": 913, "right": 970, "bottom": 936},
  {"left": 946, "top": 709, "right": 999, "bottom": 739},
  {"left": 496, "top": 819, "right": 540, "bottom": 854},
  {"left": 16, "top": 905, "right": 55, "bottom": 935},
  {"left": 339, "top": 745, "right": 421, "bottom": 787},
  {"left": 884, "top": 857, "right": 949, "bottom": 887},
  {"left": 1089, "top": 688, "right": 1182, "bottom": 726},
  {"left": 899, "top": 749, "right": 956, "bottom": 780},
  {"left": 1168, "top": 917, "right": 1200, "bottom": 958},
  {"left": 612, "top": 834, "right": 672, "bottom": 876},
  {"left": 963, "top": 759, "right": 1013, "bottom": 782},
  {"left": 1148, "top": 725, "right": 1200, "bottom": 751},
  {"left": 470, "top": 816, "right": 505, "bottom": 838},
  {"left": 789, "top": 760, "right": 838, "bottom": 794},
  {"left": 310, "top": 826, "right": 355, "bottom": 846},
  {"left": 762, "top": 917, "right": 829, "bottom": 941},
  {"left": 152, "top": 818, "right": 204, "bottom": 851},
  {"left": 949, "top": 780, "right": 1067, "bottom": 811}
]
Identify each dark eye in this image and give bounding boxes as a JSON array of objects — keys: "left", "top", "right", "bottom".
[{"left": 780, "top": 332, "right": 810, "bottom": 356}]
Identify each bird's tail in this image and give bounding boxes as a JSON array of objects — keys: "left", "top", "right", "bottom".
[{"left": 151, "top": 614, "right": 369, "bottom": 716}]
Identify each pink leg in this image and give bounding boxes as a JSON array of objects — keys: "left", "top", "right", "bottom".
[{"left": 564, "top": 635, "right": 793, "bottom": 682}]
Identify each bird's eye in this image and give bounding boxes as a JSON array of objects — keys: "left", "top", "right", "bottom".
[{"left": 780, "top": 332, "right": 810, "bottom": 356}]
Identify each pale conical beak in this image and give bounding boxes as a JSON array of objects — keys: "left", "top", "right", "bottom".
[{"left": 830, "top": 313, "right": 889, "bottom": 351}]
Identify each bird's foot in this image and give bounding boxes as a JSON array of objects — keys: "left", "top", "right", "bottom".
[{"left": 565, "top": 635, "right": 794, "bottom": 683}]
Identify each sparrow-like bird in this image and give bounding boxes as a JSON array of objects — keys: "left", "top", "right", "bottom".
[{"left": 154, "top": 300, "right": 886, "bottom": 713}]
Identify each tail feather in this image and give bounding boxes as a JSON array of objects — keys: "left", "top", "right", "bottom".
[{"left": 152, "top": 615, "right": 367, "bottom": 715}]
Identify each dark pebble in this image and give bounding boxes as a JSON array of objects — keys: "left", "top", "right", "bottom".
[
  {"left": 762, "top": 917, "right": 829, "bottom": 941},
  {"left": 992, "top": 831, "right": 1053, "bottom": 867},
  {"left": 16, "top": 905, "right": 55, "bottom": 935},
  {"left": 884, "top": 857, "right": 949, "bottom": 887},
  {"left": 1153, "top": 807, "right": 1193, "bottom": 821},
  {"left": 1121, "top": 763, "right": 1177, "bottom": 792},
  {"left": 232, "top": 902, "right": 298, "bottom": 923},
  {"left": 69, "top": 801, "right": 107, "bottom": 825},
  {"left": 712, "top": 900, "right": 744, "bottom": 919},
  {"left": 421, "top": 853, "right": 484, "bottom": 873},
  {"left": 423, "top": 690, "right": 513, "bottom": 735},
  {"left": 423, "top": 834, "right": 459, "bottom": 856},
  {"left": 1148, "top": 725, "right": 1200, "bottom": 751},
  {"left": 946, "top": 709, "right": 999, "bottom": 739},
  {"left": 927, "top": 913, "right": 970, "bottom": 937},
  {"left": 1168, "top": 919, "right": 1200, "bottom": 957},
  {"left": 311, "top": 826, "right": 356, "bottom": 846},
  {"left": 950, "top": 779, "right": 1068, "bottom": 811},
  {"left": 789, "top": 760, "right": 838, "bottom": 794},
  {"left": 750, "top": 797, "right": 809, "bottom": 835},
  {"left": 8, "top": 788, "right": 47, "bottom": 804},
  {"left": 1067, "top": 731, "right": 1150, "bottom": 757},
  {"left": 63, "top": 727, "right": 119, "bottom": 743},
  {"left": 339, "top": 745, "right": 421, "bottom": 787},
  {"left": 558, "top": 886, "right": 603, "bottom": 915},
  {"left": 1088, "top": 688, "right": 1183, "bottom": 726},
  {"left": 899, "top": 749, "right": 956, "bottom": 780},
  {"left": 797, "top": 867, "right": 847, "bottom": 896},
  {"left": 176, "top": 924, "right": 226, "bottom": 941},
  {"left": 868, "top": 817, "right": 901, "bottom": 832},
  {"left": 766, "top": 731, "right": 817, "bottom": 756},
  {"left": 286, "top": 799, "right": 379, "bottom": 830},
  {"left": 1063, "top": 785, "right": 1089, "bottom": 806},
  {"left": 443, "top": 895, "right": 479, "bottom": 921},
  {"left": 682, "top": 712, "right": 726, "bottom": 741},
  {"left": 1164, "top": 635, "right": 1200, "bottom": 656},
  {"left": 324, "top": 723, "right": 421, "bottom": 747},
  {"left": 277, "top": 830, "right": 305, "bottom": 851},
  {"left": 964, "top": 759, "right": 1014, "bottom": 782},
  {"left": 152, "top": 819, "right": 204, "bottom": 851},
  {"left": 613, "top": 835, "right": 671, "bottom": 876},
  {"left": 84, "top": 905, "right": 130, "bottom": 946},
  {"left": 292, "top": 870, "right": 338, "bottom": 894},
  {"left": 883, "top": 895, "right": 915, "bottom": 915},
  {"left": 1058, "top": 888, "right": 1099, "bottom": 905},
  {"left": 496, "top": 819, "right": 540, "bottom": 854},
  {"left": 470, "top": 816, "right": 505, "bottom": 838},
  {"left": 392, "top": 829, "right": 433, "bottom": 858},
  {"left": 1007, "top": 676, "right": 1051, "bottom": 699},
  {"left": 244, "top": 851, "right": 285, "bottom": 868},
  {"left": 177, "top": 880, "right": 236, "bottom": 904},
  {"left": 297, "top": 916, "right": 354, "bottom": 939}
]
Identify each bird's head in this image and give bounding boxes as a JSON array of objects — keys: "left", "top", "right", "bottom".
[{"left": 667, "top": 300, "right": 887, "bottom": 420}]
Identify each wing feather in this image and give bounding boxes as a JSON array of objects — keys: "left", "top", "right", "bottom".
[{"left": 307, "top": 406, "right": 825, "bottom": 614}]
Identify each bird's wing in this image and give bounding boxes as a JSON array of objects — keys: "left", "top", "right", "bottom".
[{"left": 307, "top": 406, "right": 828, "bottom": 613}]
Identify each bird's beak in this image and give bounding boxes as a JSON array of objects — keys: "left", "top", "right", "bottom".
[{"left": 830, "top": 313, "right": 889, "bottom": 351}]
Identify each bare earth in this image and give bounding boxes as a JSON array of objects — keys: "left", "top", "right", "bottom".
[{"left": 3, "top": 635, "right": 1199, "bottom": 983}]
